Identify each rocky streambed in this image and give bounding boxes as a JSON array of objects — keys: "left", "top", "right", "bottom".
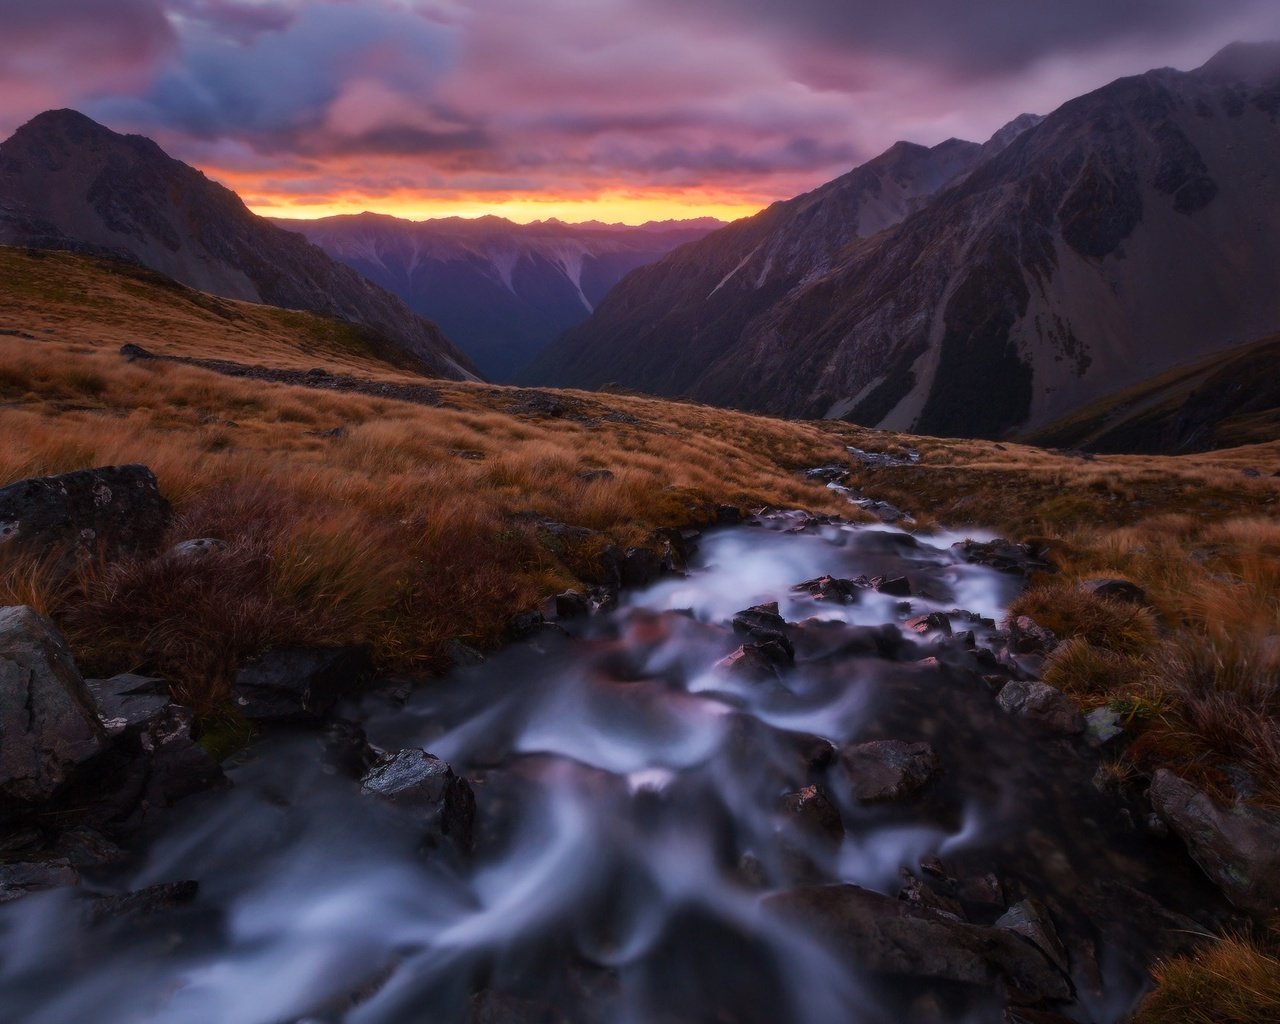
[{"left": 0, "top": 510, "right": 1254, "bottom": 1023}]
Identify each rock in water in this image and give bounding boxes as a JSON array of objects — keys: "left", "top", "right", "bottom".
[
  {"left": 361, "top": 749, "right": 476, "bottom": 855},
  {"left": 0, "top": 465, "right": 172, "bottom": 566},
  {"left": 766, "top": 884, "right": 1072, "bottom": 1003},
  {"left": 842, "top": 739, "right": 940, "bottom": 802},
  {"left": 233, "top": 646, "right": 373, "bottom": 721},
  {"left": 1149, "top": 769, "right": 1280, "bottom": 917},
  {"left": 996, "top": 681, "right": 1084, "bottom": 735},
  {"left": 0, "top": 606, "right": 106, "bottom": 802}
]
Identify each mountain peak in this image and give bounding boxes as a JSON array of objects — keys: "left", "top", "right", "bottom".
[{"left": 1196, "top": 40, "right": 1280, "bottom": 83}]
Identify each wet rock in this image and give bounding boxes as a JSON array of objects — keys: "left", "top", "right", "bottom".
[
  {"left": 843, "top": 739, "right": 940, "bottom": 802},
  {"left": 791, "top": 575, "right": 863, "bottom": 603},
  {"left": 233, "top": 646, "right": 372, "bottom": 721},
  {"left": 779, "top": 785, "right": 844, "bottom": 845},
  {"left": 845, "top": 445, "right": 921, "bottom": 469},
  {"left": 716, "top": 642, "right": 790, "bottom": 682},
  {"left": 508, "top": 610, "right": 547, "bottom": 640},
  {"left": 361, "top": 749, "right": 476, "bottom": 855},
  {"left": 167, "top": 537, "right": 227, "bottom": 560},
  {"left": 84, "top": 879, "right": 199, "bottom": 926},
  {"left": 730, "top": 602, "right": 795, "bottom": 668},
  {"left": 620, "top": 546, "right": 664, "bottom": 588},
  {"left": 0, "top": 606, "right": 106, "bottom": 802},
  {"left": 1006, "top": 617, "right": 1058, "bottom": 656},
  {"left": 899, "top": 871, "right": 966, "bottom": 921},
  {"left": 996, "top": 900, "right": 1071, "bottom": 978},
  {"left": 85, "top": 674, "right": 170, "bottom": 738},
  {"left": 1076, "top": 578, "right": 1148, "bottom": 605},
  {"left": 953, "top": 540, "right": 1054, "bottom": 577},
  {"left": 0, "top": 859, "right": 79, "bottom": 904},
  {"left": 996, "top": 682, "right": 1084, "bottom": 735},
  {"left": 321, "top": 719, "right": 378, "bottom": 779},
  {"left": 51, "top": 827, "right": 126, "bottom": 870},
  {"left": 804, "top": 464, "right": 849, "bottom": 482},
  {"left": 957, "top": 872, "right": 1007, "bottom": 911},
  {"left": 766, "top": 884, "right": 1072, "bottom": 1003},
  {"left": 906, "top": 612, "right": 953, "bottom": 637},
  {"left": 1149, "top": 769, "right": 1280, "bottom": 917},
  {"left": 0, "top": 464, "right": 172, "bottom": 565},
  {"left": 116, "top": 704, "right": 225, "bottom": 818},
  {"left": 715, "top": 504, "right": 742, "bottom": 525},
  {"left": 872, "top": 575, "right": 913, "bottom": 597}
]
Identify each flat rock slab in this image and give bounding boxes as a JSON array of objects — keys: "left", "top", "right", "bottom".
[
  {"left": 766, "top": 884, "right": 1072, "bottom": 1004},
  {"left": 0, "top": 606, "right": 106, "bottom": 802}
]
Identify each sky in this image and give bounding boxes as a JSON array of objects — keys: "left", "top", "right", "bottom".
[{"left": 2, "top": 1, "right": 1279, "bottom": 224}]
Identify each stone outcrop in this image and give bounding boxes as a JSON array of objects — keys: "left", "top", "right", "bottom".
[{"left": 0, "top": 606, "right": 106, "bottom": 802}]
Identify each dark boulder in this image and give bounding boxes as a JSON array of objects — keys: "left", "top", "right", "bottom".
[
  {"left": 842, "top": 739, "right": 940, "bottom": 802},
  {"left": 1006, "top": 616, "right": 1059, "bottom": 656},
  {"left": 906, "top": 612, "right": 953, "bottom": 637},
  {"left": 0, "top": 606, "right": 106, "bottom": 802},
  {"left": 779, "top": 784, "right": 845, "bottom": 845},
  {"left": 84, "top": 879, "right": 199, "bottom": 926},
  {"left": 85, "top": 674, "right": 171, "bottom": 738},
  {"left": 1149, "top": 769, "right": 1280, "bottom": 917},
  {"left": 792, "top": 575, "right": 863, "bottom": 603},
  {"left": 996, "top": 900, "right": 1071, "bottom": 977},
  {"left": 953, "top": 540, "right": 1054, "bottom": 576},
  {"left": 996, "top": 682, "right": 1084, "bottom": 735},
  {"left": 361, "top": 749, "right": 476, "bottom": 855},
  {"left": 233, "top": 646, "right": 373, "bottom": 721},
  {"left": 0, "top": 465, "right": 171, "bottom": 566},
  {"left": 620, "top": 546, "right": 664, "bottom": 588},
  {"left": 766, "top": 884, "right": 1072, "bottom": 1003},
  {"left": 872, "top": 575, "right": 913, "bottom": 597}
]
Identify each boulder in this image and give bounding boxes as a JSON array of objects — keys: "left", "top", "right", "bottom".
[
  {"left": 843, "top": 739, "right": 940, "bottom": 802},
  {"left": 1149, "top": 769, "right": 1280, "bottom": 917},
  {"left": 0, "top": 465, "right": 171, "bottom": 565},
  {"left": 0, "top": 606, "right": 106, "bottom": 802},
  {"left": 996, "top": 682, "right": 1084, "bottom": 735},
  {"left": 167, "top": 538, "right": 228, "bottom": 561},
  {"left": 361, "top": 749, "right": 476, "bottom": 855},
  {"left": 779, "top": 785, "right": 844, "bottom": 845},
  {"left": 233, "top": 646, "right": 372, "bottom": 721},
  {"left": 906, "top": 612, "right": 953, "bottom": 637},
  {"left": 1006, "top": 617, "right": 1059, "bottom": 656},
  {"left": 953, "top": 540, "right": 1054, "bottom": 577},
  {"left": 872, "top": 575, "right": 912, "bottom": 597},
  {"left": 766, "top": 884, "right": 1072, "bottom": 1003},
  {"left": 1083, "top": 707, "right": 1126, "bottom": 750},
  {"left": 620, "top": 546, "right": 664, "bottom": 588},
  {"left": 792, "top": 575, "right": 863, "bottom": 603}
]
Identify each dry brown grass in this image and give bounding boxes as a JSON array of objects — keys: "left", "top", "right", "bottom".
[{"left": 1136, "top": 935, "right": 1280, "bottom": 1024}]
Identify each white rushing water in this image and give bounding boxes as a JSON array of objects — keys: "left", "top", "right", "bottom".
[{"left": 0, "top": 518, "right": 1219, "bottom": 1023}]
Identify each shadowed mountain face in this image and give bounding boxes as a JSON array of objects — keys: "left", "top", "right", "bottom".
[
  {"left": 0, "top": 110, "right": 479, "bottom": 381},
  {"left": 524, "top": 43, "right": 1280, "bottom": 440},
  {"left": 280, "top": 214, "right": 722, "bottom": 380}
]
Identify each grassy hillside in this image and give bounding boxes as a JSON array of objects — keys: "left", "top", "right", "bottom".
[
  {"left": 1027, "top": 331, "right": 1280, "bottom": 454},
  {"left": 3, "top": 251, "right": 1279, "bottom": 1018}
]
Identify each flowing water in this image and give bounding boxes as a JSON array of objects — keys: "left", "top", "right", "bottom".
[{"left": 0, "top": 517, "right": 1226, "bottom": 1023}]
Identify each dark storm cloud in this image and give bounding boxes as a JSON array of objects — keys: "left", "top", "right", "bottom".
[
  {"left": 0, "top": 0, "right": 175, "bottom": 64},
  {"left": 665, "top": 0, "right": 1275, "bottom": 76}
]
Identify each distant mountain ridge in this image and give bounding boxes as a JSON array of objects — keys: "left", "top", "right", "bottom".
[
  {"left": 524, "top": 43, "right": 1280, "bottom": 441},
  {"left": 0, "top": 110, "right": 478, "bottom": 381},
  {"left": 279, "top": 213, "right": 722, "bottom": 380}
]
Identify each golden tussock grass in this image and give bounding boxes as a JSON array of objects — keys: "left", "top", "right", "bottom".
[{"left": 1135, "top": 935, "right": 1280, "bottom": 1024}]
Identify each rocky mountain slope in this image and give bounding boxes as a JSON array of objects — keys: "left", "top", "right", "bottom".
[
  {"left": 279, "top": 213, "right": 720, "bottom": 379},
  {"left": 525, "top": 43, "right": 1280, "bottom": 440},
  {"left": 0, "top": 110, "right": 478, "bottom": 381}
]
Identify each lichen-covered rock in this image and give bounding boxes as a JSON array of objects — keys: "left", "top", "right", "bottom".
[
  {"left": 0, "top": 465, "right": 171, "bottom": 565},
  {"left": 0, "top": 606, "right": 106, "bottom": 802},
  {"left": 1149, "top": 769, "right": 1280, "bottom": 917}
]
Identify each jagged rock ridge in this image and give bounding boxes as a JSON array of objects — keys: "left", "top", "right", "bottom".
[
  {"left": 279, "top": 213, "right": 720, "bottom": 380},
  {"left": 525, "top": 43, "right": 1280, "bottom": 440}
]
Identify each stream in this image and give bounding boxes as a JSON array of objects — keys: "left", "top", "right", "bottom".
[{"left": 0, "top": 515, "right": 1228, "bottom": 1023}]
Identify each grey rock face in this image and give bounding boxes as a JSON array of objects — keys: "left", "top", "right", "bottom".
[
  {"left": 843, "top": 739, "right": 940, "bottom": 802},
  {"left": 361, "top": 749, "right": 476, "bottom": 854},
  {"left": 0, "top": 606, "right": 106, "bottom": 802},
  {"left": 85, "top": 674, "right": 171, "bottom": 738},
  {"left": 996, "top": 681, "right": 1085, "bottom": 735},
  {"left": 766, "top": 884, "right": 1072, "bottom": 1003},
  {"left": 0, "top": 464, "right": 171, "bottom": 566},
  {"left": 233, "top": 646, "right": 373, "bottom": 721},
  {"left": 1149, "top": 769, "right": 1280, "bottom": 917}
]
